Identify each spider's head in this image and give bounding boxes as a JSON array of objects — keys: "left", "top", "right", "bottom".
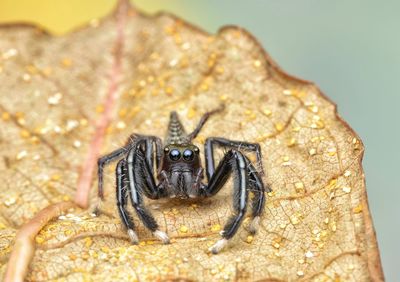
[{"left": 162, "top": 143, "right": 201, "bottom": 171}]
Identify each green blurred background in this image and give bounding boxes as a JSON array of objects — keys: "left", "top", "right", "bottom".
[{"left": 0, "top": 0, "right": 397, "bottom": 280}]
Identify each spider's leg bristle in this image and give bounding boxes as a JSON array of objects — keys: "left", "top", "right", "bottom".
[
  {"left": 153, "top": 230, "right": 170, "bottom": 244},
  {"left": 249, "top": 216, "right": 260, "bottom": 235},
  {"left": 127, "top": 229, "right": 139, "bottom": 244},
  {"left": 209, "top": 238, "right": 228, "bottom": 254}
]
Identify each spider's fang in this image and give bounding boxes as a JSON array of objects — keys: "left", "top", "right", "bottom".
[
  {"left": 209, "top": 238, "right": 228, "bottom": 254},
  {"left": 153, "top": 230, "right": 170, "bottom": 244},
  {"left": 249, "top": 216, "right": 261, "bottom": 235},
  {"left": 127, "top": 229, "right": 139, "bottom": 244}
]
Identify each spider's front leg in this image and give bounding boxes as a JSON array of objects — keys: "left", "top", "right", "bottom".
[
  {"left": 203, "top": 150, "right": 250, "bottom": 254},
  {"left": 123, "top": 139, "right": 170, "bottom": 244},
  {"left": 205, "top": 137, "right": 269, "bottom": 235}
]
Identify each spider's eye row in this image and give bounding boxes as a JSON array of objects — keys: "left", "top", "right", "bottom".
[
  {"left": 169, "top": 149, "right": 181, "bottom": 161},
  {"left": 183, "top": 149, "right": 194, "bottom": 161},
  {"left": 164, "top": 147, "right": 170, "bottom": 152},
  {"left": 194, "top": 147, "right": 200, "bottom": 153}
]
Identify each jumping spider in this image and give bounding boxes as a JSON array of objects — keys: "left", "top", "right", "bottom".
[{"left": 97, "top": 106, "right": 270, "bottom": 254}]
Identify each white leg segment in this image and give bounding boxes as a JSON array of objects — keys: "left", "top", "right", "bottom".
[
  {"left": 127, "top": 229, "right": 139, "bottom": 244},
  {"left": 209, "top": 238, "right": 228, "bottom": 254},
  {"left": 249, "top": 216, "right": 260, "bottom": 234},
  {"left": 153, "top": 230, "right": 170, "bottom": 244}
]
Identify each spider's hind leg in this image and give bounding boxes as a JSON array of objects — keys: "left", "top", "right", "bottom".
[{"left": 245, "top": 158, "right": 271, "bottom": 234}]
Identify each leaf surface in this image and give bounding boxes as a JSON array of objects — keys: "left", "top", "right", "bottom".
[{"left": 0, "top": 2, "right": 383, "bottom": 281}]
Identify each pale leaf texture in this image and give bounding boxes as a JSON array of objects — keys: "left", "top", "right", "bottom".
[{"left": 0, "top": 2, "right": 383, "bottom": 281}]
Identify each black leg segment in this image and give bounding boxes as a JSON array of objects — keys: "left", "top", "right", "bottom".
[
  {"left": 116, "top": 159, "right": 137, "bottom": 242},
  {"left": 204, "top": 137, "right": 264, "bottom": 180},
  {"left": 204, "top": 150, "right": 250, "bottom": 253}
]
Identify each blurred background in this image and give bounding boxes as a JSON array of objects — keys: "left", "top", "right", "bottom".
[{"left": 0, "top": 0, "right": 398, "bottom": 280}]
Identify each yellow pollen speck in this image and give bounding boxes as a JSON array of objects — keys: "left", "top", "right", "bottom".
[
  {"left": 287, "top": 137, "right": 296, "bottom": 147},
  {"left": 329, "top": 178, "right": 338, "bottom": 188},
  {"left": 290, "top": 215, "right": 300, "bottom": 225},
  {"left": 311, "top": 105, "right": 319, "bottom": 113},
  {"left": 324, "top": 218, "right": 330, "bottom": 224},
  {"left": 211, "top": 224, "right": 221, "bottom": 232},
  {"left": 68, "top": 254, "right": 77, "bottom": 261},
  {"left": 119, "top": 108, "right": 128, "bottom": 118},
  {"left": 216, "top": 66, "right": 225, "bottom": 74},
  {"left": 283, "top": 89, "right": 292, "bottom": 96},
  {"left": 353, "top": 204, "right": 363, "bottom": 213},
  {"left": 61, "top": 58, "right": 72, "bottom": 67},
  {"left": 22, "top": 73, "right": 31, "bottom": 82},
  {"left": 116, "top": 121, "right": 126, "bottom": 130},
  {"left": 51, "top": 174, "right": 61, "bottom": 181},
  {"left": 275, "top": 122, "right": 284, "bottom": 132},
  {"left": 298, "top": 259, "right": 305, "bottom": 264},
  {"left": 200, "top": 83, "right": 209, "bottom": 91},
  {"left": 139, "top": 80, "right": 146, "bottom": 88},
  {"left": 253, "top": 60, "right": 262, "bottom": 68},
  {"left": 81, "top": 252, "right": 90, "bottom": 260},
  {"left": 84, "top": 237, "right": 93, "bottom": 248},
  {"left": 309, "top": 148, "right": 317, "bottom": 156},
  {"left": 187, "top": 108, "right": 196, "bottom": 119},
  {"left": 262, "top": 109, "right": 272, "bottom": 117},
  {"left": 219, "top": 94, "right": 228, "bottom": 101},
  {"left": 20, "top": 129, "right": 30, "bottom": 138},
  {"left": 179, "top": 225, "right": 188, "bottom": 233},
  {"left": 292, "top": 126, "right": 301, "bottom": 132},
  {"left": 246, "top": 235, "right": 254, "bottom": 243},
  {"left": 282, "top": 156, "right": 289, "bottom": 162},
  {"left": 295, "top": 182, "right": 304, "bottom": 192},
  {"left": 65, "top": 229, "right": 73, "bottom": 236},
  {"left": 297, "top": 270, "right": 304, "bottom": 277},
  {"left": 331, "top": 223, "right": 337, "bottom": 232},
  {"left": 279, "top": 223, "right": 286, "bottom": 229},
  {"left": 327, "top": 147, "right": 337, "bottom": 156},
  {"left": 35, "top": 236, "right": 45, "bottom": 244},
  {"left": 2, "top": 112, "right": 10, "bottom": 121},
  {"left": 273, "top": 242, "right": 280, "bottom": 249},
  {"left": 96, "top": 105, "right": 104, "bottom": 113},
  {"left": 165, "top": 86, "right": 174, "bottom": 95},
  {"left": 267, "top": 191, "right": 275, "bottom": 197}
]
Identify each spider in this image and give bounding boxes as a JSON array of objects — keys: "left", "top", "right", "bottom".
[{"left": 97, "top": 106, "right": 270, "bottom": 254}]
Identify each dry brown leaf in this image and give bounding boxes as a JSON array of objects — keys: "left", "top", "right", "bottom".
[{"left": 0, "top": 1, "right": 383, "bottom": 281}]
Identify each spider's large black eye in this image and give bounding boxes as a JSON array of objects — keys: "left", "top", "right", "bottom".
[
  {"left": 169, "top": 149, "right": 181, "bottom": 161},
  {"left": 183, "top": 149, "right": 194, "bottom": 161}
]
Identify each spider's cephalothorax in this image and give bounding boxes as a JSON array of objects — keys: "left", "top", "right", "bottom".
[{"left": 97, "top": 106, "right": 271, "bottom": 254}]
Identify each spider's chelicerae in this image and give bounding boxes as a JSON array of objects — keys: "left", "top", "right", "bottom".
[{"left": 97, "top": 106, "right": 271, "bottom": 254}]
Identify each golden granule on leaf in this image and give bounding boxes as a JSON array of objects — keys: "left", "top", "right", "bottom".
[{"left": 179, "top": 225, "right": 189, "bottom": 233}]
